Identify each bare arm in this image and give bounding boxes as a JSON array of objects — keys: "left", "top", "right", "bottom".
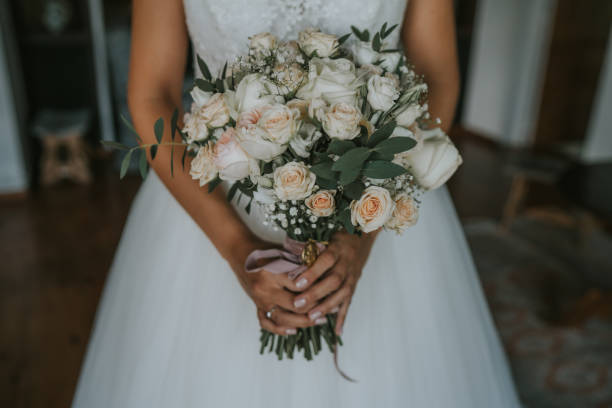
[
  {"left": 402, "top": 0, "right": 460, "bottom": 132},
  {"left": 128, "top": 0, "right": 260, "bottom": 271}
]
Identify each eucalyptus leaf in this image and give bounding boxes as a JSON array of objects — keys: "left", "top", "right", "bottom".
[
  {"left": 197, "top": 55, "right": 212, "bottom": 81},
  {"left": 101, "top": 140, "right": 128, "bottom": 150},
  {"left": 195, "top": 79, "right": 216, "bottom": 92},
  {"left": 337, "top": 32, "right": 351, "bottom": 45},
  {"left": 221, "top": 61, "right": 228, "bottom": 80},
  {"left": 331, "top": 147, "right": 371, "bottom": 172},
  {"left": 338, "top": 209, "right": 355, "bottom": 234},
  {"left": 339, "top": 166, "right": 361, "bottom": 185},
  {"left": 120, "top": 150, "right": 133, "bottom": 179},
  {"left": 326, "top": 139, "right": 355, "bottom": 155},
  {"left": 372, "top": 32, "right": 382, "bottom": 52},
  {"left": 316, "top": 176, "right": 337, "bottom": 190},
  {"left": 374, "top": 136, "right": 417, "bottom": 156},
  {"left": 310, "top": 161, "right": 337, "bottom": 180},
  {"left": 215, "top": 78, "right": 225, "bottom": 93},
  {"left": 170, "top": 109, "right": 179, "bottom": 141},
  {"left": 154, "top": 118, "right": 164, "bottom": 144},
  {"left": 227, "top": 182, "right": 239, "bottom": 202},
  {"left": 367, "top": 120, "right": 396, "bottom": 147},
  {"left": 362, "top": 160, "right": 407, "bottom": 178},
  {"left": 343, "top": 181, "right": 365, "bottom": 200},
  {"left": 139, "top": 149, "right": 148, "bottom": 179},
  {"left": 207, "top": 177, "right": 222, "bottom": 193},
  {"left": 150, "top": 144, "right": 158, "bottom": 160},
  {"left": 383, "top": 24, "right": 399, "bottom": 39},
  {"left": 120, "top": 114, "right": 141, "bottom": 142}
]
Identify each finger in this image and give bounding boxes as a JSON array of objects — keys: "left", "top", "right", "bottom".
[
  {"left": 268, "top": 289, "right": 303, "bottom": 313},
  {"left": 286, "top": 250, "right": 338, "bottom": 292},
  {"left": 292, "top": 268, "right": 345, "bottom": 312},
  {"left": 303, "top": 283, "right": 351, "bottom": 322},
  {"left": 271, "top": 308, "right": 318, "bottom": 328},
  {"left": 335, "top": 300, "right": 350, "bottom": 336},
  {"left": 257, "top": 309, "right": 297, "bottom": 336}
]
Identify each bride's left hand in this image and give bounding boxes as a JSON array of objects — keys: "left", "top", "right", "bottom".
[{"left": 288, "top": 230, "right": 379, "bottom": 335}]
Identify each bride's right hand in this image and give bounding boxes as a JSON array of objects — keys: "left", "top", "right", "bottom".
[{"left": 228, "top": 239, "right": 317, "bottom": 336}]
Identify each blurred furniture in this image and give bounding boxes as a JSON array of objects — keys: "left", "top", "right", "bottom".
[{"left": 558, "top": 162, "right": 612, "bottom": 224}]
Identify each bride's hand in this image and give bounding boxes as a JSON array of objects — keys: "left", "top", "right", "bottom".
[
  {"left": 291, "top": 230, "right": 379, "bottom": 335},
  {"left": 227, "top": 239, "right": 316, "bottom": 336}
]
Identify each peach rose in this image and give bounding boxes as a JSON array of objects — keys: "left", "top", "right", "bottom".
[
  {"left": 213, "top": 128, "right": 258, "bottom": 181},
  {"left": 350, "top": 186, "right": 395, "bottom": 233},
  {"left": 305, "top": 190, "right": 335, "bottom": 217},
  {"left": 385, "top": 193, "right": 419, "bottom": 232},
  {"left": 198, "top": 93, "right": 230, "bottom": 128},
  {"left": 273, "top": 162, "right": 316, "bottom": 201},
  {"left": 322, "top": 102, "right": 361, "bottom": 140},
  {"left": 189, "top": 142, "right": 217, "bottom": 186}
]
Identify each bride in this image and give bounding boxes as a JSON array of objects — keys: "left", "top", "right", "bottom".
[{"left": 73, "top": 0, "right": 521, "bottom": 406}]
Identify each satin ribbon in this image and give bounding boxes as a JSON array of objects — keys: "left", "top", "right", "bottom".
[
  {"left": 244, "top": 237, "right": 357, "bottom": 382},
  {"left": 244, "top": 237, "right": 327, "bottom": 280}
]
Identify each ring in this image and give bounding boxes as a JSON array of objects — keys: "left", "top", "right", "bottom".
[{"left": 265, "top": 306, "right": 277, "bottom": 320}]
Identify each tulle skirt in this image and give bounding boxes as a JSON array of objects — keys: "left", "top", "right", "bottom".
[{"left": 72, "top": 172, "right": 521, "bottom": 407}]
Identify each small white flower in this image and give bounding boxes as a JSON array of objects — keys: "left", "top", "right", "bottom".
[
  {"left": 281, "top": 220, "right": 288, "bottom": 228},
  {"left": 290, "top": 218, "right": 296, "bottom": 225},
  {"left": 309, "top": 215, "right": 318, "bottom": 223},
  {"left": 294, "top": 227, "right": 302, "bottom": 235},
  {"left": 289, "top": 207, "right": 298, "bottom": 216}
]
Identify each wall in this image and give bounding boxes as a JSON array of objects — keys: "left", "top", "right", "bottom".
[
  {"left": 462, "top": 0, "right": 557, "bottom": 146},
  {"left": 0, "top": 1, "right": 27, "bottom": 194},
  {"left": 582, "top": 28, "right": 612, "bottom": 163}
]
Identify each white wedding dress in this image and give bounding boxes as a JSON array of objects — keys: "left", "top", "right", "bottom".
[{"left": 73, "top": 1, "right": 521, "bottom": 407}]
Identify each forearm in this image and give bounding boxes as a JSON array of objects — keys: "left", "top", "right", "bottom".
[{"left": 129, "top": 95, "right": 260, "bottom": 262}]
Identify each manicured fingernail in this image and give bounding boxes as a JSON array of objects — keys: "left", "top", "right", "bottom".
[
  {"left": 286, "top": 328, "right": 297, "bottom": 335},
  {"left": 294, "top": 298, "right": 306, "bottom": 308},
  {"left": 296, "top": 278, "right": 308, "bottom": 289},
  {"left": 337, "top": 327, "right": 343, "bottom": 336},
  {"left": 309, "top": 311, "right": 322, "bottom": 321},
  {"left": 315, "top": 317, "right": 327, "bottom": 325},
  {"left": 331, "top": 307, "right": 340, "bottom": 313}
]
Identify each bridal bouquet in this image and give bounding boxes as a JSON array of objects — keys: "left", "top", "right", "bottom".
[{"left": 107, "top": 23, "right": 462, "bottom": 363}]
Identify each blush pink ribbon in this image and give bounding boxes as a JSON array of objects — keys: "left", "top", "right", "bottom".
[{"left": 244, "top": 237, "right": 327, "bottom": 279}]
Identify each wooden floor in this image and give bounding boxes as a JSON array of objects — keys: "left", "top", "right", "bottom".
[{"left": 0, "top": 133, "right": 514, "bottom": 408}]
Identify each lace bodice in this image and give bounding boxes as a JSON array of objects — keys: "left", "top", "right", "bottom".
[{"left": 183, "top": 0, "right": 409, "bottom": 75}]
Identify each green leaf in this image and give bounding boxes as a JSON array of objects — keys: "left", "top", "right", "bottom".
[
  {"left": 195, "top": 79, "right": 216, "bottom": 92},
  {"left": 374, "top": 136, "right": 417, "bottom": 156},
  {"left": 139, "top": 149, "right": 148, "bottom": 179},
  {"left": 367, "top": 120, "right": 396, "bottom": 147},
  {"left": 363, "top": 29, "right": 370, "bottom": 42},
  {"left": 337, "top": 32, "right": 351, "bottom": 45},
  {"left": 197, "top": 55, "right": 212, "bottom": 80},
  {"left": 331, "top": 147, "right": 371, "bottom": 172},
  {"left": 372, "top": 32, "right": 382, "bottom": 52},
  {"left": 327, "top": 139, "right": 356, "bottom": 155},
  {"left": 310, "top": 161, "right": 337, "bottom": 180},
  {"left": 350, "top": 26, "right": 365, "bottom": 41},
  {"left": 343, "top": 181, "right": 365, "bottom": 200},
  {"left": 120, "top": 114, "right": 141, "bottom": 142},
  {"left": 221, "top": 61, "right": 228, "bottom": 80},
  {"left": 215, "top": 78, "right": 225, "bottom": 93},
  {"left": 154, "top": 118, "right": 164, "bottom": 144},
  {"left": 207, "top": 177, "right": 222, "bottom": 193},
  {"left": 227, "top": 181, "right": 239, "bottom": 202},
  {"left": 362, "top": 160, "right": 407, "bottom": 179},
  {"left": 339, "top": 166, "right": 361, "bottom": 185},
  {"left": 181, "top": 147, "right": 188, "bottom": 170},
  {"left": 370, "top": 151, "right": 394, "bottom": 161},
  {"left": 101, "top": 140, "right": 128, "bottom": 150},
  {"left": 380, "top": 22, "right": 388, "bottom": 36},
  {"left": 383, "top": 24, "right": 399, "bottom": 39},
  {"left": 170, "top": 109, "right": 179, "bottom": 141},
  {"left": 150, "top": 144, "right": 158, "bottom": 160},
  {"left": 315, "top": 176, "right": 337, "bottom": 190},
  {"left": 120, "top": 150, "right": 133, "bottom": 179},
  {"left": 337, "top": 209, "right": 355, "bottom": 234}
]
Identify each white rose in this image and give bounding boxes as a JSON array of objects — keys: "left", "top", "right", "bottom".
[
  {"left": 200, "top": 93, "right": 230, "bottom": 128},
  {"left": 213, "top": 128, "right": 258, "bottom": 181},
  {"left": 351, "top": 41, "right": 379, "bottom": 65},
  {"left": 189, "top": 143, "right": 217, "bottom": 186},
  {"left": 297, "top": 58, "right": 361, "bottom": 105},
  {"left": 380, "top": 52, "right": 402, "bottom": 72},
  {"left": 401, "top": 128, "right": 463, "bottom": 190},
  {"left": 273, "top": 162, "right": 316, "bottom": 201},
  {"left": 286, "top": 98, "right": 309, "bottom": 120},
  {"left": 257, "top": 104, "right": 299, "bottom": 144},
  {"left": 190, "top": 87, "right": 213, "bottom": 107},
  {"left": 367, "top": 74, "right": 399, "bottom": 111},
  {"left": 289, "top": 123, "right": 322, "bottom": 158},
  {"left": 249, "top": 32, "right": 277, "bottom": 53},
  {"left": 395, "top": 104, "right": 425, "bottom": 128},
  {"left": 183, "top": 111, "right": 208, "bottom": 143},
  {"left": 298, "top": 28, "right": 339, "bottom": 58},
  {"left": 385, "top": 193, "right": 419, "bottom": 232},
  {"left": 235, "top": 125, "right": 285, "bottom": 163},
  {"left": 350, "top": 186, "right": 395, "bottom": 233},
  {"left": 322, "top": 102, "right": 361, "bottom": 140},
  {"left": 308, "top": 97, "right": 328, "bottom": 122},
  {"left": 357, "top": 63, "right": 383, "bottom": 80},
  {"left": 305, "top": 190, "right": 335, "bottom": 217},
  {"left": 231, "top": 73, "right": 281, "bottom": 114}
]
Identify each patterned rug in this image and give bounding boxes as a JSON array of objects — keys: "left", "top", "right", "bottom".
[{"left": 465, "top": 218, "right": 612, "bottom": 408}]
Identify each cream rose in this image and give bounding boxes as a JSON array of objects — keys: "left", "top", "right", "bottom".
[
  {"left": 298, "top": 28, "right": 339, "bottom": 58},
  {"left": 273, "top": 162, "right": 316, "bottom": 201},
  {"left": 357, "top": 63, "right": 384, "bottom": 80},
  {"left": 289, "top": 123, "right": 322, "bottom": 158},
  {"left": 230, "top": 73, "right": 281, "bottom": 114},
  {"left": 183, "top": 111, "right": 208, "bottom": 143},
  {"left": 297, "top": 58, "right": 361, "bottom": 105},
  {"left": 350, "top": 186, "right": 395, "bottom": 233},
  {"left": 190, "top": 87, "right": 213, "bottom": 107},
  {"left": 305, "top": 190, "right": 335, "bottom": 217},
  {"left": 367, "top": 74, "right": 399, "bottom": 111},
  {"left": 249, "top": 32, "right": 277, "bottom": 53},
  {"left": 351, "top": 41, "right": 379, "bottom": 65},
  {"left": 273, "top": 63, "right": 306, "bottom": 94},
  {"left": 200, "top": 93, "right": 230, "bottom": 127},
  {"left": 213, "top": 128, "right": 258, "bottom": 181},
  {"left": 286, "top": 98, "right": 309, "bottom": 120},
  {"left": 257, "top": 104, "right": 298, "bottom": 144},
  {"left": 380, "top": 52, "right": 402, "bottom": 72},
  {"left": 322, "top": 102, "right": 361, "bottom": 140},
  {"left": 385, "top": 193, "right": 419, "bottom": 232},
  {"left": 308, "top": 97, "right": 327, "bottom": 122},
  {"left": 189, "top": 143, "right": 217, "bottom": 186},
  {"left": 395, "top": 104, "right": 425, "bottom": 128},
  {"left": 401, "top": 128, "right": 463, "bottom": 190},
  {"left": 236, "top": 123, "right": 286, "bottom": 162}
]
